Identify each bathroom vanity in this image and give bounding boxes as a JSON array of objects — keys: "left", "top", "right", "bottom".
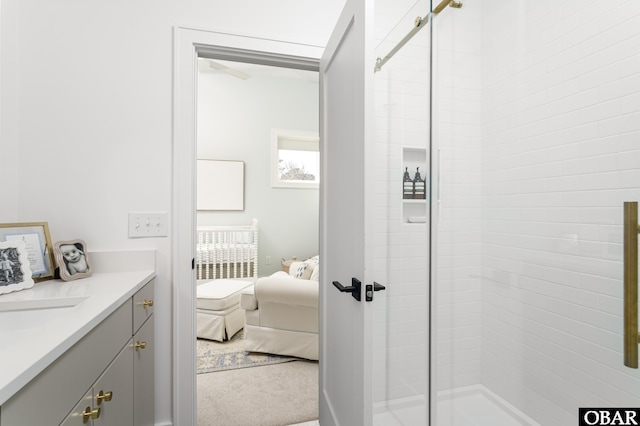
[{"left": 0, "top": 251, "right": 156, "bottom": 426}]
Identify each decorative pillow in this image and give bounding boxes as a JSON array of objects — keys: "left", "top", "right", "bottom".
[
  {"left": 289, "top": 261, "right": 313, "bottom": 280},
  {"left": 305, "top": 255, "right": 319, "bottom": 265},
  {"left": 309, "top": 263, "right": 319, "bottom": 282},
  {"left": 301, "top": 255, "right": 319, "bottom": 281}
]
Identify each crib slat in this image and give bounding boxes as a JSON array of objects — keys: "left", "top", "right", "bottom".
[{"left": 196, "top": 220, "right": 258, "bottom": 281}]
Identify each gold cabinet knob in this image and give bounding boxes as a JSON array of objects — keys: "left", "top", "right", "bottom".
[
  {"left": 142, "top": 299, "right": 154, "bottom": 307},
  {"left": 82, "top": 406, "right": 100, "bottom": 423},
  {"left": 135, "top": 341, "right": 147, "bottom": 351},
  {"left": 96, "top": 390, "right": 113, "bottom": 404}
]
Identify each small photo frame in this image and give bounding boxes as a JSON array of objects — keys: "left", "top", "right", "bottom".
[
  {"left": 0, "top": 239, "right": 35, "bottom": 295},
  {"left": 0, "top": 222, "right": 55, "bottom": 282},
  {"left": 53, "top": 240, "right": 93, "bottom": 281}
]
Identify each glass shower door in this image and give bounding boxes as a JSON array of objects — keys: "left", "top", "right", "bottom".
[
  {"left": 372, "top": 0, "right": 431, "bottom": 424},
  {"left": 432, "top": 1, "right": 640, "bottom": 425}
]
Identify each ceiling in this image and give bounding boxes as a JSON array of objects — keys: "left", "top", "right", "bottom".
[{"left": 197, "top": 58, "right": 318, "bottom": 83}]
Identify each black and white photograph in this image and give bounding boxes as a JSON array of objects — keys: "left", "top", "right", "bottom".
[
  {"left": 0, "top": 222, "right": 55, "bottom": 282},
  {"left": 53, "top": 240, "right": 93, "bottom": 282},
  {"left": 0, "top": 247, "right": 23, "bottom": 286},
  {"left": 0, "top": 239, "right": 35, "bottom": 295}
]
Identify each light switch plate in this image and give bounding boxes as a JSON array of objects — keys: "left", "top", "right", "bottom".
[{"left": 128, "top": 212, "right": 168, "bottom": 238}]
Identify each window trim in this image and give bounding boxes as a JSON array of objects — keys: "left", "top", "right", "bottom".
[{"left": 271, "top": 128, "right": 320, "bottom": 189}]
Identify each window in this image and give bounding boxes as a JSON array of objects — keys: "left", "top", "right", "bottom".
[{"left": 271, "top": 129, "right": 320, "bottom": 189}]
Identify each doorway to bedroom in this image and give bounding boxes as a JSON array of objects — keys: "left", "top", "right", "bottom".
[
  {"left": 196, "top": 57, "right": 319, "bottom": 263},
  {"left": 195, "top": 56, "right": 321, "bottom": 425}
]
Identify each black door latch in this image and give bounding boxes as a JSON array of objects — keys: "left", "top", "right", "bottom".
[
  {"left": 365, "top": 282, "right": 386, "bottom": 301},
  {"left": 333, "top": 279, "right": 386, "bottom": 302},
  {"left": 332, "top": 278, "right": 362, "bottom": 301}
]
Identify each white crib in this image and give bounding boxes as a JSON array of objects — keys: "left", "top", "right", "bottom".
[{"left": 196, "top": 218, "right": 258, "bottom": 280}]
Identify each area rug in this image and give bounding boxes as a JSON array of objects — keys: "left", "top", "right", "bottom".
[
  {"left": 197, "top": 360, "right": 319, "bottom": 425},
  {"left": 197, "top": 330, "right": 297, "bottom": 374}
]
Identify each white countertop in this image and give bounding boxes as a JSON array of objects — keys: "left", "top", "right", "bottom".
[{"left": 0, "top": 269, "right": 155, "bottom": 405}]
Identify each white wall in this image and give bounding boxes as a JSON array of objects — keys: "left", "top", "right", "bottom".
[
  {"left": 197, "top": 63, "right": 319, "bottom": 276},
  {"left": 0, "top": 1, "right": 344, "bottom": 424},
  {"left": 0, "top": 0, "right": 19, "bottom": 220},
  {"left": 433, "top": 0, "right": 640, "bottom": 424},
  {"left": 432, "top": 0, "right": 484, "bottom": 392},
  {"left": 479, "top": 0, "right": 640, "bottom": 424}
]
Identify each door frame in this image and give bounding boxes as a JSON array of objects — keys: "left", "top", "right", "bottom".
[{"left": 172, "top": 25, "right": 323, "bottom": 425}]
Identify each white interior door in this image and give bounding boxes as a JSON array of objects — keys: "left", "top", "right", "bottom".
[{"left": 319, "top": 0, "right": 376, "bottom": 424}]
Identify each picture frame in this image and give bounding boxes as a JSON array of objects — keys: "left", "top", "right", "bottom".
[
  {"left": 53, "top": 239, "right": 93, "bottom": 281},
  {"left": 197, "top": 159, "right": 245, "bottom": 211},
  {"left": 0, "top": 239, "right": 35, "bottom": 295},
  {"left": 0, "top": 222, "right": 55, "bottom": 282}
]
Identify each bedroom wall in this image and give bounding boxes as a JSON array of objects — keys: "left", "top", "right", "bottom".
[
  {"left": 0, "top": 1, "right": 344, "bottom": 424},
  {"left": 197, "top": 63, "right": 319, "bottom": 276}
]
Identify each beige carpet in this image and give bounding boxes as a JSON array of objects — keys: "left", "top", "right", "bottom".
[{"left": 197, "top": 360, "right": 319, "bottom": 426}]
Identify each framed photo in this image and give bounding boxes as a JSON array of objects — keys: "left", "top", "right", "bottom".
[
  {"left": 0, "top": 222, "right": 55, "bottom": 282},
  {"left": 53, "top": 240, "right": 93, "bottom": 281},
  {"left": 197, "top": 159, "right": 245, "bottom": 211},
  {"left": 0, "top": 239, "right": 35, "bottom": 295}
]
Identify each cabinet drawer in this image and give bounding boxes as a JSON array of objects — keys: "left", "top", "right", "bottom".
[
  {"left": 1, "top": 299, "right": 132, "bottom": 426},
  {"left": 94, "top": 339, "right": 134, "bottom": 426},
  {"left": 132, "top": 280, "right": 154, "bottom": 333},
  {"left": 59, "top": 388, "right": 94, "bottom": 426},
  {"left": 133, "top": 315, "right": 154, "bottom": 426}
]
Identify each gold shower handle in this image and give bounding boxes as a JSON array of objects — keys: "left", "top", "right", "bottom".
[{"left": 623, "top": 201, "right": 640, "bottom": 368}]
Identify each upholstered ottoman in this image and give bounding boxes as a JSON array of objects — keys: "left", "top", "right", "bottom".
[{"left": 196, "top": 279, "right": 254, "bottom": 341}]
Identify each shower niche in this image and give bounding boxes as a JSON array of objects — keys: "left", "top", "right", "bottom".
[{"left": 401, "top": 147, "right": 427, "bottom": 224}]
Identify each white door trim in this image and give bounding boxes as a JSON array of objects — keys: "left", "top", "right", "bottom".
[{"left": 172, "top": 26, "right": 323, "bottom": 425}]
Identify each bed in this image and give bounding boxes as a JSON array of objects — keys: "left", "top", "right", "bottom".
[{"left": 196, "top": 218, "right": 258, "bottom": 280}]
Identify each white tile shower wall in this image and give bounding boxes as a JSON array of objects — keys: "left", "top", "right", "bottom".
[
  {"left": 432, "top": 0, "right": 484, "bottom": 392},
  {"left": 372, "top": 2, "right": 431, "bottom": 404},
  {"left": 480, "top": 0, "right": 640, "bottom": 424}
]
